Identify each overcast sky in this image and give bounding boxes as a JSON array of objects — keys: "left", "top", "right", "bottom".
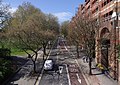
[{"left": 4, "top": 0, "right": 84, "bottom": 23}]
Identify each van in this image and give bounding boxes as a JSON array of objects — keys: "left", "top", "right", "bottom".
[{"left": 44, "top": 59, "right": 53, "bottom": 71}]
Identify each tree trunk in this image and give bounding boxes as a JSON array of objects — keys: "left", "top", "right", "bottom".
[
  {"left": 89, "top": 57, "right": 92, "bottom": 75},
  {"left": 33, "top": 60, "right": 36, "bottom": 73},
  {"left": 43, "top": 43, "right": 47, "bottom": 60},
  {"left": 76, "top": 44, "right": 79, "bottom": 58},
  {"left": 43, "top": 45, "right": 46, "bottom": 60},
  {"left": 43, "top": 44, "right": 47, "bottom": 55},
  {"left": 43, "top": 45, "right": 46, "bottom": 55},
  {"left": 30, "top": 52, "right": 38, "bottom": 73},
  {"left": 35, "top": 52, "right": 38, "bottom": 61}
]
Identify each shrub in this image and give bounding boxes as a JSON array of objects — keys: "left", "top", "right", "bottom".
[
  {"left": 0, "top": 48, "right": 11, "bottom": 57},
  {"left": 0, "top": 59, "right": 13, "bottom": 83}
]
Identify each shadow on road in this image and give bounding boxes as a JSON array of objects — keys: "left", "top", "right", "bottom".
[{"left": 4, "top": 56, "right": 44, "bottom": 85}]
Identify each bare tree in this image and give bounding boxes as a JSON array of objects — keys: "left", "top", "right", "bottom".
[
  {"left": 69, "top": 17, "right": 98, "bottom": 75},
  {"left": 6, "top": 2, "right": 58, "bottom": 72},
  {"left": 0, "top": 0, "right": 11, "bottom": 48},
  {"left": 61, "top": 21, "right": 69, "bottom": 38},
  {"left": 0, "top": 0, "right": 11, "bottom": 28}
]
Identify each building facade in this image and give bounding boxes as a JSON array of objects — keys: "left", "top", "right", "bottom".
[{"left": 70, "top": 0, "right": 120, "bottom": 81}]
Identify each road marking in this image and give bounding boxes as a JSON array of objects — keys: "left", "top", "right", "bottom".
[
  {"left": 75, "top": 59, "right": 90, "bottom": 85},
  {"left": 65, "top": 64, "right": 71, "bottom": 85},
  {"left": 63, "top": 45, "right": 75, "bottom": 57},
  {"left": 76, "top": 73, "right": 81, "bottom": 84},
  {"left": 59, "top": 66, "right": 63, "bottom": 74},
  {"left": 35, "top": 48, "right": 53, "bottom": 85},
  {"left": 64, "top": 46, "right": 68, "bottom": 50},
  {"left": 62, "top": 41, "right": 76, "bottom": 57},
  {"left": 63, "top": 41, "right": 90, "bottom": 85}
]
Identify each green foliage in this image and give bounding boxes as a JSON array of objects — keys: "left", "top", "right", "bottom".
[
  {"left": 1, "top": 2, "right": 59, "bottom": 72},
  {"left": 0, "top": 0, "right": 11, "bottom": 28},
  {"left": 46, "top": 13, "right": 60, "bottom": 34},
  {"left": 0, "top": 59, "right": 13, "bottom": 82},
  {"left": 0, "top": 48, "right": 11, "bottom": 57},
  {"left": 61, "top": 21, "right": 69, "bottom": 38},
  {"left": 6, "top": 2, "right": 59, "bottom": 54}
]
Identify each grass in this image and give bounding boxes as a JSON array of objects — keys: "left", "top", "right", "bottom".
[{"left": 11, "top": 48, "right": 33, "bottom": 56}]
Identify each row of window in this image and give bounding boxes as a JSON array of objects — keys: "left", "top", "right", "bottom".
[
  {"left": 102, "top": 0, "right": 113, "bottom": 7},
  {"left": 81, "top": 0, "right": 114, "bottom": 17},
  {"left": 83, "top": 8, "right": 113, "bottom": 18},
  {"left": 92, "top": 0, "right": 113, "bottom": 6},
  {"left": 102, "top": 11, "right": 113, "bottom": 18},
  {"left": 84, "top": 0, "right": 113, "bottom": 14}
]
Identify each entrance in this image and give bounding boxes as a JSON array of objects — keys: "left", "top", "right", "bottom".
[
  {"left": 100, "top": 28, "right": 110, "bottom": 69},
  {"left": 101, "top": 39, "right": 110, "bottom": 68}
]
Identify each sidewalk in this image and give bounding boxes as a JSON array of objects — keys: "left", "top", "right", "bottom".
[
  {"left": 6, "top": 51, "right": 44, "bottom": 85},
  {"left": 77, "top": 57, "right": 118, "bottom": 85}
]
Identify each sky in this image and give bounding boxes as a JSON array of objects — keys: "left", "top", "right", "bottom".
[{"left": 3, "top": 0, "right": 84, "bottom": 23}]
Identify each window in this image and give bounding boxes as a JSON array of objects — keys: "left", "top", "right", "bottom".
[
  {"left": 96, "top": 7, "right": 98, "bottom": 12},
  {"left": 109, "top": 11, "right": 113, "bottom": 16},
  {"left": 106, "top": 13, "right": 109, "bottom": 17},
  {"left": 87, "top": 6, "right": 90, "bottom": 10},
  {"left": 102, "top": 0, "right": 112, "bottom": 7},
  {"left": 110, "top": 0, "right": 113, "bottom": 2},
  {"left": 104, "top": 1, "right": 107, "bottom": 6}
]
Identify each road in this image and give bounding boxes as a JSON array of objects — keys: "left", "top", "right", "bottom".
[{"left": 38, "top": 37, "right": 87, "bottom": 85}]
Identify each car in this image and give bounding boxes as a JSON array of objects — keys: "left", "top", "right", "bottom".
[{"left": 44, "top": 59, "right": 54, "bottom": 71}]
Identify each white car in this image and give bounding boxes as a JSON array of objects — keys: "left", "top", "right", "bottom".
[{"left": 44, "top": 59, "right": 53, "bottom": 71}]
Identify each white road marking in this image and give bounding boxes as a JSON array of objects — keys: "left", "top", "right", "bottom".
[
  {"left": 64, "top": 46, "right": 68, "bottom": 50},
  {"left": 76, "top": 73, "right": 81, "bottom": 84},
  {"left": 63, "top": 45, "right": 75, "bottom": 57},
  {"left": 65, "top": 64, "right": 71, "bottom": 85},
  {"left": 75, "top": 59, "right": 90, "bottom": 85},
  {"left": 63, "top": 41, "right": 90, "bottom": 85},
  {"left": 59, "top": 66, "right": 63, "bottom": 74},
  {"left": 35, "top": 48, "right": 52, "bottom": 85}
]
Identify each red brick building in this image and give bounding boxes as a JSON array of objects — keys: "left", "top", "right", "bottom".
[{"left": 70, "top": 0, "right": 120, "bottom": 81}]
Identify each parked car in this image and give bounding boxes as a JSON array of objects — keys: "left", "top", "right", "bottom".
[{"left": 44, "top": 59, "right": 54, "bottom": 71}]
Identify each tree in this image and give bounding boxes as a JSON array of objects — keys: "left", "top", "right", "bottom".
[
  {"left": 69, "top": 17, "right": 98, "bottom": 75},
  {"left": 68, "top": 25, "right": 81, "bottom": 58},
  {"left": 46, "top": 14, "right": 59, "bottom": 32},
  {"left": 6, "top": 2, "right": 59, "bottom": 72},
  {"left": 61, "top": 21, "right": 69, "bottom": 38},
  {"left": 0, "top": 0, "right": 11, "bottom": 48},
  {"left": 0, "top": 0, "right": 11, "bottom": 28}
]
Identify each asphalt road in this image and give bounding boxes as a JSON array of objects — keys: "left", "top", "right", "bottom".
[
  {"left": 38, "top": 37, "right": 87, "bottom": 85},
  {"left": 39, "top": 48, "right": 69, "bottom": 85}
]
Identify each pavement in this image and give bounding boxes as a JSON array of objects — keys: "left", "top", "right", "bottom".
[
  {"left": 6, "top": 51, "right": 44, "bottom": 85},
  {"left": 5, "top": 40, "right": 57, "bottom": 85},
  {"left": 76, "top": 53, "right": 118, "bottom": 85},
  {"left": 5, "top": 38, "right": 119, "bottom": 85},
  {"left": 64, "top": 44, "right": 118, "bottom": 85}
]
